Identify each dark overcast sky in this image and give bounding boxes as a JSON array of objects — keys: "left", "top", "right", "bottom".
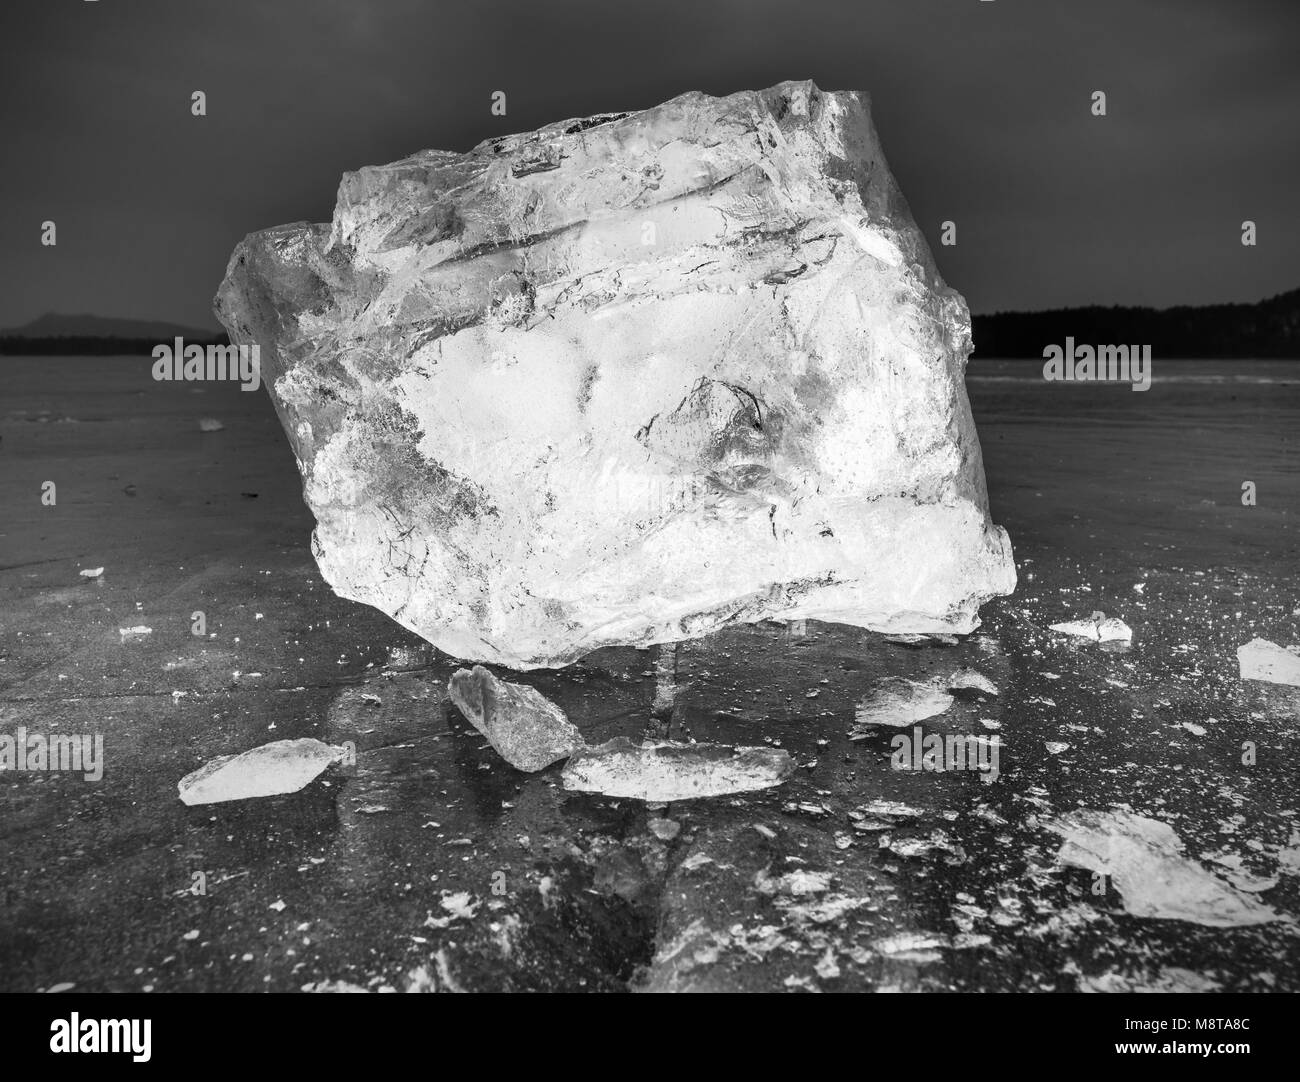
[{"left": 1, "top": 0, "right": 1296, "bottom": 330}]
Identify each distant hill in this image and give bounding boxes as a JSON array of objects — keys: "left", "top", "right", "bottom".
[
  {"left": 2, "top": 313, "right": 221, "bottom": 340},
  {"left": 971, "top": 288, "right": 1300, "bottom": 359},
  {"left": 0, "top": 313, "right": 227, "bottom": 356}
]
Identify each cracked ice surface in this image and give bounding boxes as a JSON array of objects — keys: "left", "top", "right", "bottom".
[{"left": 214, "top": 80, "right": 1015, "bottom": 668}]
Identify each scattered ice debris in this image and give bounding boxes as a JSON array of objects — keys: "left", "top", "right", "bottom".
[
  {"left": 269, "top": 899, "right": 287, "bottom": 912},
  {"left": 1237, "top": 638, "right": 1300, "bottom": 687},
  {"left": 118, "top": 625, "right": 153, "bottom": 641},
  {"left": 979, "top": 718, "right": 1001, "bottom": 731},
  {"left": 177, "top": 738, "right": 348, "bottom": 805},
  {"left": 1070, "top": 964, "right": 1219, "bottom": 993},
  {"left": 448, "top": 665, "right": 583, "bottom": 771},
  {"left": 1050, "top": 611, "right": 1132, "bottom": 642},
  {"left": 1047, "top": 809, "right": 1283, "bottom": 927},
  {"left": 302, "top": 979, "right": 370, "bottom": 993},
  {"left": 1179, "top": 722, "right": 1207, "bottom": 737},
  {"left": 947, "top": 668, "right": 999, "bottom": 696},
  {"left": 849, "top": 678, "right": 953, "bottom": 738},
  {"left": 560, "top": 737, "right": 793, "bottom": 801},
  {"left": 197, "top": 418, "right": 225, "bottom": 432},
  {"left": 1044, "top": 742, "right": 1070, "bottom": 755},
  {"left": 79, "top": 567, "right": 104, "bottom": 579}
]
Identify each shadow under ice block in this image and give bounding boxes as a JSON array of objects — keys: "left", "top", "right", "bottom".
[{"left": 214, "top": 80, "right": 1016, "bottom": 669}]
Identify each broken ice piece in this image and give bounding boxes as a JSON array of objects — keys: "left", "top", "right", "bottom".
[
  {"left": 849, "top": 678, "right": 952, "bottom": 737},
  {"left": 1237, "top": 638, "right": 1300, "bottom": 687},
  {"left": 648, "top": 817, "right": 682, "bottom": 841},
  {"left": 947, "top": 668, "right": 998, "bottom": 696},
  {"left": 79, "top": 567, "right": 104, "bottom": 579},
  {"left": 438, "top": 892, "right": 480, "bottom": 920},
  {"left": 448, "top": 665, "right": 583, "bottom": 771},
  {"left": 118, "top": 625, "right": 153, "bottom": 641},
  {"left": 178, "top": 738, "right": 348, "bottom": 805},
  {"left": 197, "top": 418, "right": 225, "bottom": 432},
  {"left": 1047, "top": 809, "right": 1282, "bottom": 927},
  {"left": 1050, "top": 612, "right": 1132, "bottom": 642},
  {"left": 1050, "top": 619, "right": 1098, "bottom": 639},
  {"left": 561, "top": 737, "right": 793, "bottom": 801},
  {"left": 855, "top": 799, "right": 923, "bottom": 820},
  {"left": 214, "top": 82, "right": 1016, "bottom": 670}
]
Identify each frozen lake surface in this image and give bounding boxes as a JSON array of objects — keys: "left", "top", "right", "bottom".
[{"left": 1, "top": 355, "right": 1297, "bottom": 991}]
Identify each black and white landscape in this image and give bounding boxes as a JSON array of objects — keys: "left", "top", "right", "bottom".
[{"left": 1, "top": 0, "right": 1298, "bottom": 1016}]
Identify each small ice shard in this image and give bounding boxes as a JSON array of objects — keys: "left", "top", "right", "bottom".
[
  {"left": 448, "top": 665, "right": 583, "bottom": 771},
  {"left": 1047, "top": 809, "right": 1282, "bottom": 927},
  {"left": 79, "top": 567, "right": 103, "bottom": 579},
  {"left": 1237, "top": 638, "right": 1300, "bottom": 686},
  {"left": 560, "top": 737, "right": 793, "bottom": 801},
  {"left": 1050, "top": 621, "right": 1102, "bottom": 637},
  {"left": 947, "top": 668, "right": 998, "bottom": 696},
  {"left": 118, "top": 625, "right": 153, "bottom": 641},
  {"left": 855, "top": 799, "right": 924, "bottom": 819},
  {"left": 756, "top": 868, "right": 833, "bottom": 896},
  {"left": 872, "top": 932, "right": 947, "bottom": 958},
  {"left": 178, "top": 738, "right": 347, "bottom": 805},
  {"left": 647, "top": 817, "right": 681, "bottom": 841},
  {"left": 1179, "top": 721, "right": 1207, "bottom": 737},
  {"left": 197, "top": 418, "right": 224, "bottom": 432},
  {"left": 1050, "top": 611, "right": 1131, "bottom": 642},
  {"left": 1044, "top": 741, "right": 1070, "bottom": 755},
  {"left": 438, "top": 892, "right": 480, "bottom": 920},
  {"left": 849, "top": 678, "right": 952, "bottom": 737}
]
